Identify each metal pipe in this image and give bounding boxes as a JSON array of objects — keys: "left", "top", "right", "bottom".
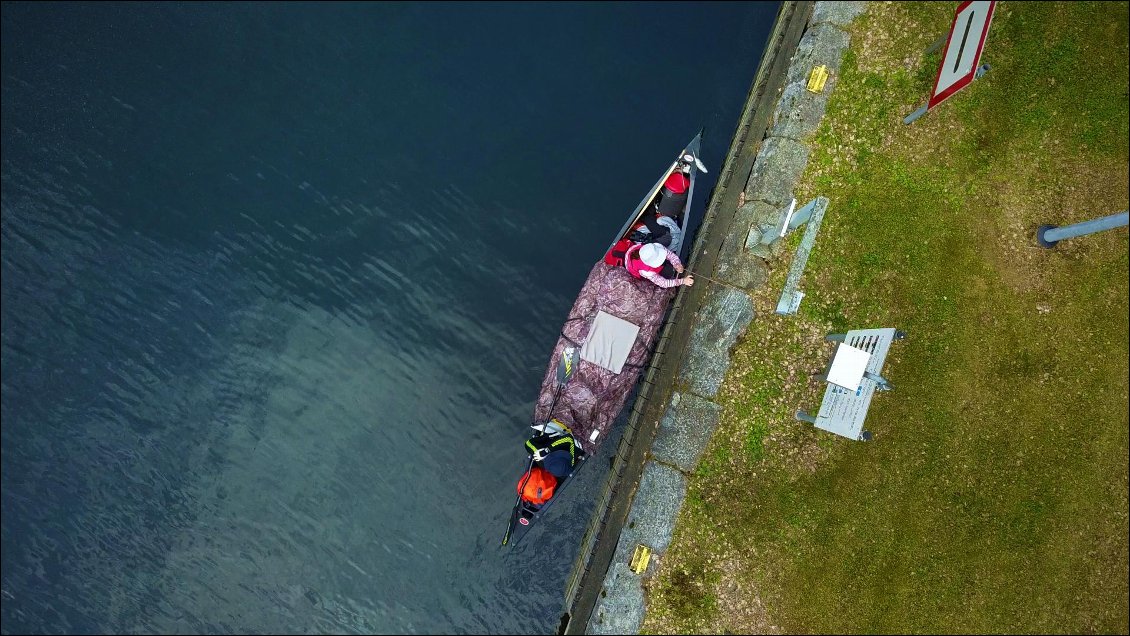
[
  {"left": 903, "top": 104, "right": 928, "bottom": 125},
  {"left": 924, "top": 33, "right": 947, "bottom": 56},
  {"left": 1036, "top": 211, "right": 1129, "bottom": 248}
]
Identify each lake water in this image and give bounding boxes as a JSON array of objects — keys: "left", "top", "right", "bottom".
[{"left": 0, "top": 3, "right": 777, "bottom": 633}]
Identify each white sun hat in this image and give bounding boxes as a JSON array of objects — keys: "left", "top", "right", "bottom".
[{"left": 639, "top": 242, "right": 666, "bottom": 267}]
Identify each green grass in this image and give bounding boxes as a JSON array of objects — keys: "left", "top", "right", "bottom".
[{"left": 644, "top": 2, "right": 1129, "bottom": 634}]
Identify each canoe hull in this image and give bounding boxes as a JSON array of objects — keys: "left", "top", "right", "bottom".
[{"left": 502, "top": 131, "right": 703, "bottom": 546}]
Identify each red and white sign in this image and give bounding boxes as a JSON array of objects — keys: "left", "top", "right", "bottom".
[{"left": 928, "top": 0, "right": 997, "bottom": 110}]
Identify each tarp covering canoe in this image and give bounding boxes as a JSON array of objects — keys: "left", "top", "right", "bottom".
[{"left": 532, "top": 261, "right": 674, "bottom": 450}]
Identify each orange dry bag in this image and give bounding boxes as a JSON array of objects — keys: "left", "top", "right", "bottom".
[{"left": 517, "top": 466, "right": 556, "bottom": 505}]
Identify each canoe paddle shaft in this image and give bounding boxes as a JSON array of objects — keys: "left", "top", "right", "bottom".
[{"left": 502, "top": 347, "right": 579, "bottom": 547}]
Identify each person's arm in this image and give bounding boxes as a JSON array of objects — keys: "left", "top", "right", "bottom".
[
  {"left": 640, "top": 269, "right": 684, "bottom": 288},
  {"left": 664, "top": 249, "right": 684, "bottom": 273}
]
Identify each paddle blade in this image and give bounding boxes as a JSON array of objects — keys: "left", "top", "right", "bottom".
[
  {"left": 555, "top": 347, "right": 578, "bottom": 385},
  {"left": 693, "top": 155, "right": 708, "bottom": 174}
]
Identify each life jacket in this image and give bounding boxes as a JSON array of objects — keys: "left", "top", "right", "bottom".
[
  {"left": 624, "top": 243, "right": 663, "bottom": 279},
  {"left": 526, "top": 432, "right": 576, "bottom": 466},
  {"left": 657, "top": 171, "right": 690, "bottom": 216},
  {"left": 604, "top": 238, "right": 633, "bottom": 267},
  {"left": 517, "top": 466, "right": 556, "bottom": 505}
]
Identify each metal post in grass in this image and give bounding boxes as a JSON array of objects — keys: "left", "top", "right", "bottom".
[
  {"left": 904, "top": 1, "right": 998, "bottom": 125},
  {"left": 773, "top": 197, "right": 829, "bottom": 316},
  {"left": 1036, "top": 211, "right": 1129, "bottom": 248}
]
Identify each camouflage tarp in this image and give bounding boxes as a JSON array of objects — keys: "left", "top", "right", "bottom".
[{"left": 532, "top": 261, "right": 674, "bottom": 452}]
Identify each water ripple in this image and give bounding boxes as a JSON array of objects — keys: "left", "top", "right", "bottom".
[{"left": 2, "top": 2, "right": 770, "bottom": 632}]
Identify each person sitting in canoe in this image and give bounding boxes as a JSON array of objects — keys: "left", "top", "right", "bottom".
[
  {"left": 628, "top": 164, "right": 690, "bottom": 254},
  {"left": 656, "top": 163, "right": 691, "bottom": 219},
  {"left": 627, "top": 206, "right": 683, "bottom": 255},
  {"left": 624, "top": 242, "right": 694, "bottom": 288},
  {"left": 516, "top": 465, "right": 556, "bottom": 510},
  {"left": 517, "top": 421, "right": 582, "bottom": 509}
]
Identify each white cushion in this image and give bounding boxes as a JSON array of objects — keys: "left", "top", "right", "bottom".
[{"left": 580, "top": 311, "right": 640, "bottom": 374}]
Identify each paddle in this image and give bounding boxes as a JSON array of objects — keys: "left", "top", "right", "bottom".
[
  {"left": 502, "top": 346, "right": 580, "bottom": 546},
  {"left": 547, "top": 345, "right": 577, "bottom": 418}
]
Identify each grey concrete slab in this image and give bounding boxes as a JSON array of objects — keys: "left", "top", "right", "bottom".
[
  {"left": 769, "top": 78, "right": 833, "bottom": 142},
  {"left": 587, "top": 461, "right": 690, "bottom": 634},
  {"left": 652, "top": 392, "right": 724, "bottom": 473},
  {"left": 787, "top": 21, "right": 853, "bottom": 84},
  {"left": 622, "top": 461, "right": 687, "bottom": 553},
  {"left": 719, "top": 200, "right": 780, "bottom": 254},
  {"left": 714, "top": 244, "right": 770, "bottom": 290},
  {"left": 678, "top": 286, "right": 756, "bottom": 398},
  {"left": 734, "top": 200, "right": 771, "bottom": 230},
  {"left": 710, "top": 201, "right": 773, "bottom": 289},
  {"left": 770, "top": 23, "right": 852, "bottom": 140},
  {"left": 587, "top": 561, "right": 646, "bottom": 635},
  {"left": 810, "top": 1, "right": 867, "bottom": 27},
  {"left": 743, "top": 136, "right": 810, "bottom": 209}
]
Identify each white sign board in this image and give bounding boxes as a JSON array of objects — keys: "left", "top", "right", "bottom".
[
  {"left": 827, "top": 344, "right": 871, "bottom": 390},
  {"left": 928, "top": 0, "right": 997, "bottom": 110}
]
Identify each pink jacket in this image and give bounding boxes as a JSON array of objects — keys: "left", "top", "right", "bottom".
[{"left": 624, "top": 244, "right": 686, "bottom": 289}]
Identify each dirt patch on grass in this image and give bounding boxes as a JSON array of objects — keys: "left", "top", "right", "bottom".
[
  {"left": 849, "top": 1, "right": 943, "bottom": 78},
  {"left": 714, "top": 557, "right": 783, "bottom": 634},
  {"left": 973, "top": 148, "right": 1129, "bottom": 295}
]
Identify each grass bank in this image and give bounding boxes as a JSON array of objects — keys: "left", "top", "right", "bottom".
[{"left": 643, "top": 2, "right": 1129, "bottom": 633}]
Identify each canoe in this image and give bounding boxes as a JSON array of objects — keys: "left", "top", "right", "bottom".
[{"left": 503, "top": 132, "right": 705, "bottom": 546}]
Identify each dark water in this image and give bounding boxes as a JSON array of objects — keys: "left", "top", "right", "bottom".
[{"left": 1, "top": 3, "right": 777, "bottom": 633}]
